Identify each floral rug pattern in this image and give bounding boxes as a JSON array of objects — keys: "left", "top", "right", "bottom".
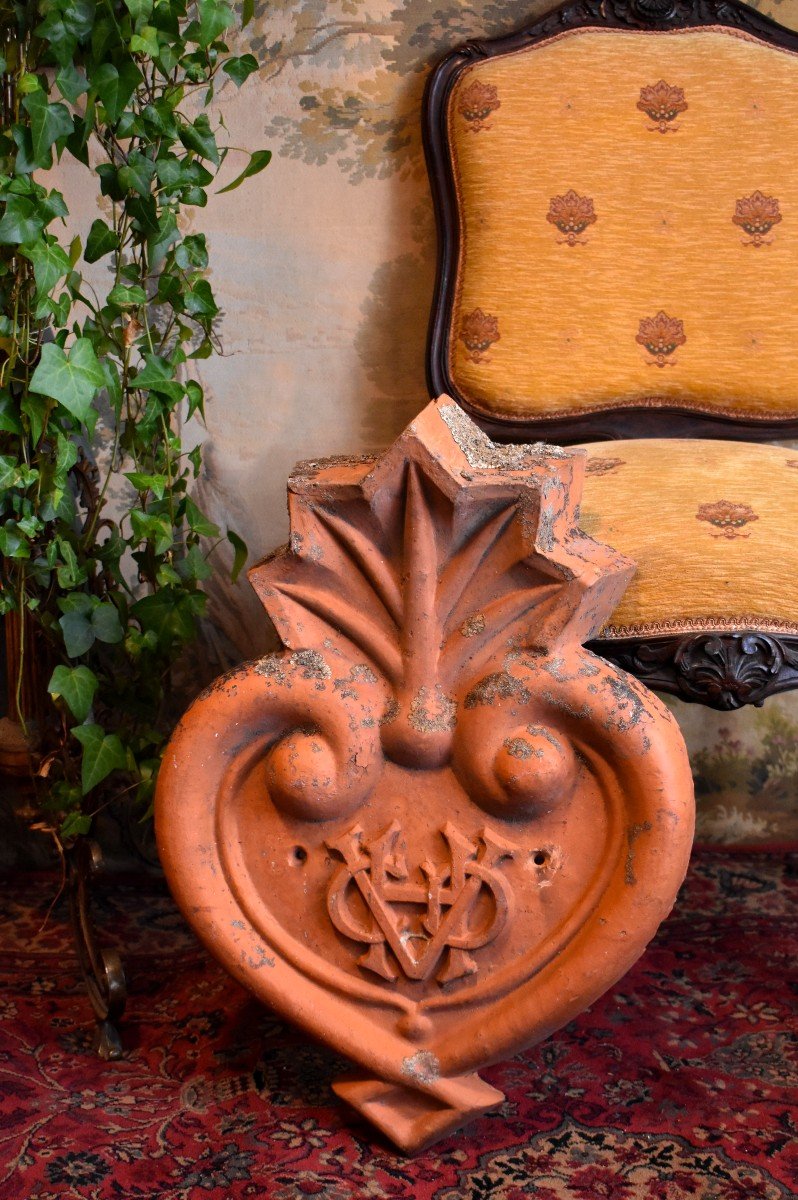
[{"left": 0, "top": 851, "right": 795, "bottom": 1198}]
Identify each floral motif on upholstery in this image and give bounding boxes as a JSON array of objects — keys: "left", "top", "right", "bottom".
[
  {"left": 696, "top": 500, "right": 759, "bottom": 539},
  {"left": 636, "top": 312, "right": 686, "bottom": 367},
  {"left": 546, "top": 190, "right": 597, "bottom": 245},
  {"left": 585, "top": 457, "right": 625, "bottom": 476},
  {"left": 733, "top": 192, "right": 783, "bottom": 246},
  {"left": 460, "top": 308, "right": 500, "bottom": 363},
  {"left": 637, "top": 82, "right": 687, "bottom": 132},
  {"left": 457, "top": 80, "right": 501, "bottom": 132}
]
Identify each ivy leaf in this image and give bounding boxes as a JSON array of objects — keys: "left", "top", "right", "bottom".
[
  {"left": 197, "top": 0, "right": 234, "bottom": 47},
  {"left": 222, "top": 54, "right": 258, "bottom": 88},
  {"left": 39, "top": 189, "right": 69, "bottom": 222},
  {"left": 185, "top": 495, "right": 219, "bottom": 538},
  {"left": 148, "top": 209, "right": 179, "bottom": 267},
  {"left": 133, "top": 353, "right": 173, "bottom": 389},
  {"left": 21, "top": 238, "right": 71, "bottom": 300},
  {"left": 59, "top": 598, "right": 123, "bottom": 656},
  {"left": 241, "top": 0, "right": 255, "bottom": 26},
  {"left": 48, "top": 664, "right": 98, "bottom": 722},
  {"left": 154, "top": 154, "right": 186, "bottom": 189},
  {"left": 0, "top": 520, "right": 30, "bottom": 558},
  {"left": 91, "top": 61, "right": 143, "bottom": 124},
  {"left": 130, "top": 25, "right": 161, "bottom": 57},
  {"left": 102, "top": 360, "right": 123, "bottom": 415},
  {"left": 175, "top": 234, "right": 208, "bottom": 271},
  {"left": 179, "top": 114, "right": 219, "bottom": 164},
  {"left": 127, "top": 195, "right": 159, "bottom": 238},
  {"left": 9, "top": 126, "right": 39, "bottom": 175},
  {"left": 130, "top": 509, "right": 174, "bottom": 554},
  {"left": 72, "top": 724, "right": 128, "bottom": 794},
  {"left": 21, "top": 393, "right": 50, "bottom": 446},
  {"left": 92, "top": 602, "right": 124, "bottom": 644},
  {"left": 56, "top": 63, "right": 89, "bottom": 104},
  {"left": 58, "top": 593, "right": 95, "bottom": 615},
  {"left": 60, "top": 609, "right": 95, "bottom": 657},
  {"left": 55, "top": 536, "right": 87, "bottom": 587},
  {"left": 125, "top": 471, "right": 167, "bottom": 499},
  {"left": 181, "top": 185, "right": 207, "bottom": 208},
  {"left": 34, "top": 0, "right": 96, "bottom": 66},
  {"left": 0, "top": 455, "right": 18, "bottom": 488},
  {"left": 176, "top": 543, "right": 212, "bottom": 582},
  {"left": 107, "top": 283, "right": 147, "bottom": 307},
  {"left": 226, "top": 529, "right": 247, "bottom": 583},
  {"left": 60, "top": 811, "right": 93, "bottom": 838},
  {"left": 118, "top": 149, "right": 156, "bottom": 196},
  {"left": 30, "top": 339, "right": 105, "bottom": 421},
  {"left": 184, "top": 279, "right": 218, "bottom": 318},
  {"left": 97, "top": 163, "right": 125, "bottom": 202},
  {"left": 85, "top": 218, "right": 118, "bottom": 263},
  {"left": 0, "top": 394, "right": 23, "bottom": 435},
  {"left": 217, "top": 149, "right": 271, "bottom": 195},
  {"left": 0, "top": 197, "right": 46, "bottom": 246},
  {"left": 22, "top": 93, "right": 74, "bottom": 168},
  {"left": 123, "top": 0, "right": 154, "bottom": 27},
  {"left": 131, "top": 587, "right": 201, "bottom": 649},
  {"left": 185, "top": 380, "right": 204, "bottom": 420}
]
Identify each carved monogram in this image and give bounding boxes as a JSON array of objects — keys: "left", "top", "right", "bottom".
[{"left": 326, "top": 822, "right": 518, "bottom": 984}]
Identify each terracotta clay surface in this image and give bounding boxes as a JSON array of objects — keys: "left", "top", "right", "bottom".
[{"left": 155, "top": 398, "right": 695, "bottom": 1153}]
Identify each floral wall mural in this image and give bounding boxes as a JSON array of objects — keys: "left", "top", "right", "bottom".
[{"left": 6, "top": 0, "right": 796, "bottom": 862}]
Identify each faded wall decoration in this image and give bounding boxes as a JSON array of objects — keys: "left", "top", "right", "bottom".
[
  {"left": 8, "top": 0, "right": 792, "bottom": 861},
  {"left": 181, "top": 0, "right": 798, "bottom": 847}
]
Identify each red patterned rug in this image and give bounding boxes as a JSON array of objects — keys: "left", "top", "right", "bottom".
[{"left": 0, "top": 850, "right": 796, "bottom": 1200}]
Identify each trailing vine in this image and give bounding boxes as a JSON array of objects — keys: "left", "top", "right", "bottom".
[{"left": 0, "top": 0, "right": 268, "bottom": 838}]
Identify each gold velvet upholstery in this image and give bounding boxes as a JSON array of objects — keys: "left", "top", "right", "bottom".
[
  {"left": 578, "top": 439, "right": 798, "bottom": 637},
  {"left": 446, "top": 26, "right": 798, "bottom": 421}
]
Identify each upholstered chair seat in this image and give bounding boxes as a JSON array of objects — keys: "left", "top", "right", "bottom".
[{"left": 577, "top": 439, "right": 798, "bottom": 639}]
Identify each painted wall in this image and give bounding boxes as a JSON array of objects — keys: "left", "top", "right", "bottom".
[
  {"left": 181, "top": 0, "right": 797, "bottom": 846},
  {"left": 8, "top": 0, "right": 796, "bottom": 864}
]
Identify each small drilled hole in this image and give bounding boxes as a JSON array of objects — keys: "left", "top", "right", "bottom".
[
  {"left": 533, "top": 851, "right": 548, "bottom": 867},
  {"left": 290, "top": 846, "right": 308, "bottom": 865}
]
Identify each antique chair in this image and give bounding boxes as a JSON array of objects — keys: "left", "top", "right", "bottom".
[{"left": 423, "top": 0, "right": 798, "bottom": 710}]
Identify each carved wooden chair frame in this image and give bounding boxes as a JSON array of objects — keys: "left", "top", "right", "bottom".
[{"left": 423, "top": 0, "right": 798, "bottom": 712}]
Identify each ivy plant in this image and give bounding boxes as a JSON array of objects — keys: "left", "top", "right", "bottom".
[{"left": 0, "top": 0, "right": 268, "bottom": 839}]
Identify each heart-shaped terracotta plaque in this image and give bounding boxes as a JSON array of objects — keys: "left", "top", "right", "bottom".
[{"left": 156, "top": 399, "right": 694, "bottom": 1152}]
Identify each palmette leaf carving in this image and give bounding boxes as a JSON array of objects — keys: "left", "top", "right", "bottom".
[{"left": 248, "top": 400, "right": 634, "bottom": 767}]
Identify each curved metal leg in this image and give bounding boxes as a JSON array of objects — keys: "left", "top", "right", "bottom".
[{"left": 67, "top": 837, "right": 127, "bottom": 1060}]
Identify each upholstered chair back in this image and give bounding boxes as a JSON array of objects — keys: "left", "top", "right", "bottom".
[{"left": 425, "top": 10, "right": 798, "bottom": 441}]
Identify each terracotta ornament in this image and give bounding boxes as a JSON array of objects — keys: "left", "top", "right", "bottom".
[{"left": 155, "top": 399, "right": 694, "bottom": 1153}]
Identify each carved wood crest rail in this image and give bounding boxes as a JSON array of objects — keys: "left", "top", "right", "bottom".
[
  {"left": 155, "top": 399, "right": 694, "bottom": 1152},
  {"left": 594, "top": 632, "right": 798, "bottom": 710}
]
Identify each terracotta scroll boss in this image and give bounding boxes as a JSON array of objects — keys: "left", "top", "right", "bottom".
[{"left": 155, "top": 398, "right": 694, "bottom": 1153}]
